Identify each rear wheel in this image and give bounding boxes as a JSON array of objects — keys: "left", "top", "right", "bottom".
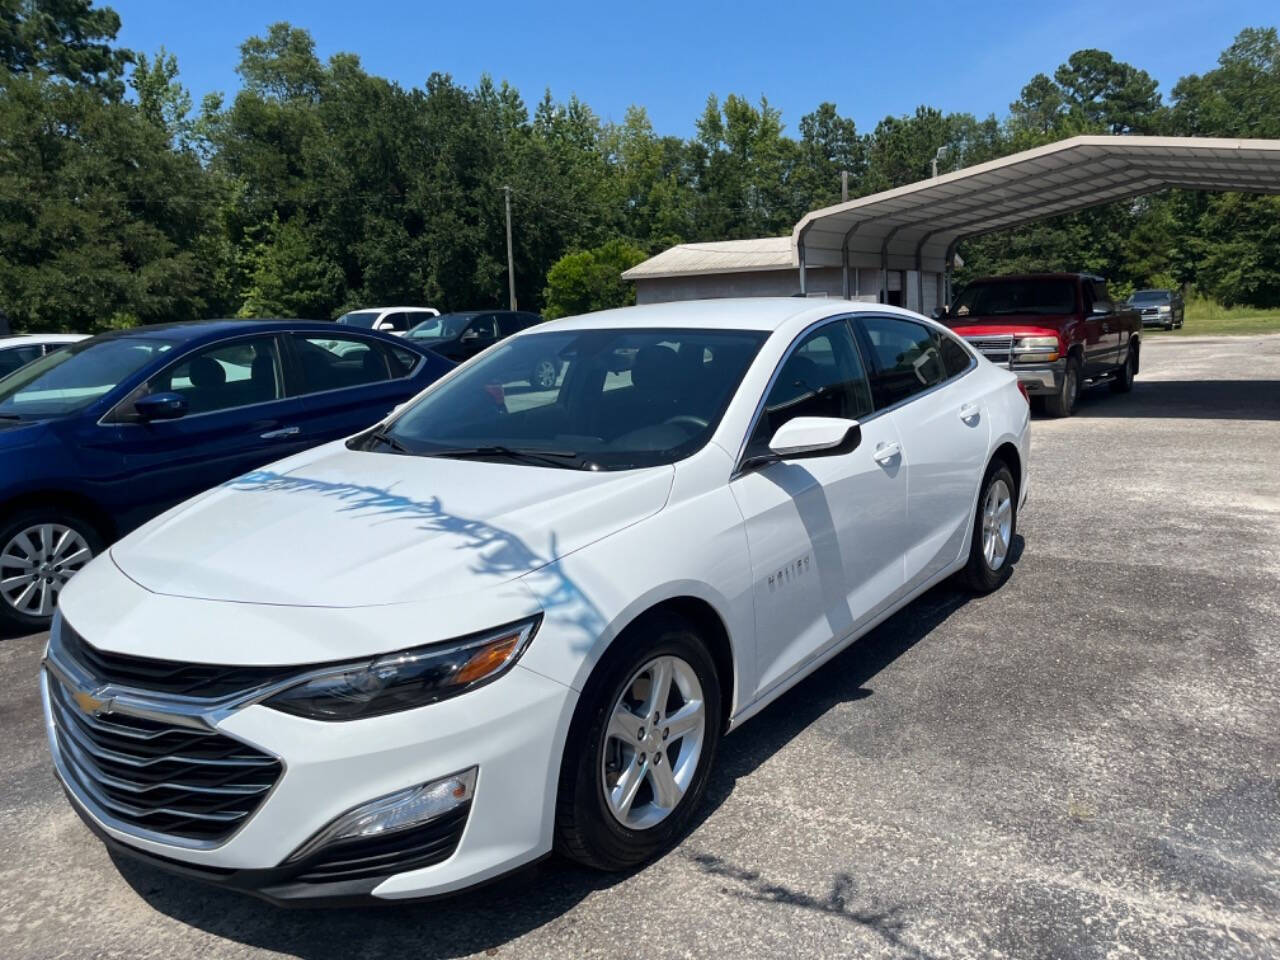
[
  {"left": 963, "top": 463, "right": 1017, "bottom": 593},
  {"left": 555, "top": 614, "right": 721, "bottom": 870},
  {"left": 1043, "top": 355, "right": 1081, "bottom": 418},
  {"left": 1110, "top": 345, "right": 1136, "bottom": 393},
  {"left": 0, "top": 508, "right": 102, "bottom": 632}
]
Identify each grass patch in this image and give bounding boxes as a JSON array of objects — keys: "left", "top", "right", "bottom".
[{"left": 1147, "top": 297, "right": 1280, "bottom": 336}]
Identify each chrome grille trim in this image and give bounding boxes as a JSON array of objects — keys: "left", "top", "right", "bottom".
[{"left": 963, "top": 334, "right": 1015, "bottom": 366}]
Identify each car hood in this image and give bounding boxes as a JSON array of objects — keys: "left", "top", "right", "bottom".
[
  {"left": 110, "top": 442, "right": 674, "bottom": 607},
  {"left": 946, "top": 316, "right": 1068, "bottom": 338}
]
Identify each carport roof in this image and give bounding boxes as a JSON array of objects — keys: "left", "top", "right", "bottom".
[{"left": 793, "top": 135, "right": 1280, "bottom": 275}]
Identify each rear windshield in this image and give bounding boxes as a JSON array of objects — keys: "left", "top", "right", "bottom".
[
  {"left": 0, "top": 336, "right": 177, "bottom": 418},
  {"left": 336, "top": 311, "right": 381, "bottom": 328},
  {"left": 952, "top": 280, "right": 1077, "bottom": 317}
]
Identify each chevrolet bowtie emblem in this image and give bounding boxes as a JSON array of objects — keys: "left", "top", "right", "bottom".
[{"left": 72, "top": 687, "right": 111, "bottom": 716}]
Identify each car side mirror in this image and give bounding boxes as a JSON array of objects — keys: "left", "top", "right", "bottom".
[
  {"left": 134, "top": 391, "right": 188, "bottom": 422},
  {"left": 1090, "top": 304, "right": 1111, "bottom": 316},
  {"left": 768, "top": 416, "right": 861, "bottom": 459},
  {"left": 931, "top": 306, "right": 948, "bottom": 320}
]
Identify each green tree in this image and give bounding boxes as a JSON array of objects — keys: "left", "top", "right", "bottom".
[
  {"left": 542, "top": 239, "right": 646, "bottom": 319},
  {"left": 130, "top": 47, "right": 194, "bottom": 148},
  {"left": 0, "top": 0, "right": 131, "bottom": 99},
  {"left": 1054, "top": 48, "right": 1163, "bottom": 134}
]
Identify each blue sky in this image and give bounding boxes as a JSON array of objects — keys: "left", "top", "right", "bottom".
[{"left": 113, "top": 0, "right": 1274, "bottom": 136}]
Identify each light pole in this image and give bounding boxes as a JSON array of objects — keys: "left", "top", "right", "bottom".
[
  {"left": 503, "top": 185, "right": 517, "bottom": 310},
  {"left": 931, "top": 145, "right": 950, "bottom": 179}
]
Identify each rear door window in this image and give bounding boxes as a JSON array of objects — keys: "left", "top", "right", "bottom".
[
  {"left": 857, "top": 315, "right": 948, "bottom": 409},
  {"left": 938, "top": 332, "right": 974, "bottom": 379},
  {"left": 289, "top": 334, "right": 391, "bottom": 395}
]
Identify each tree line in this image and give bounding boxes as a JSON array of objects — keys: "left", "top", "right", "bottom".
[{"left": 1, "top": 1, "right": 1278, "bottom": 332}]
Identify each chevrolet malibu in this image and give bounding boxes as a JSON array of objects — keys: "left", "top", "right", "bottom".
[{"left": 43, "top": 299, "right": 1030, "bottom": 905}]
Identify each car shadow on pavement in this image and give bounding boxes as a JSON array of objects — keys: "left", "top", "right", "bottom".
[
  {"left": 113, "top": 542, "right": 1019, "bottom": 959},
  {"left": 1066, "top": 379, "right": 1280, "bottom": 421}
]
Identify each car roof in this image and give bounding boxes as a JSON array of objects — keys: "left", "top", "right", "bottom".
[
  {"left": 966, "top": 273, "right": 1099, "bottom": 283},
  {"left": 88, "top": 318, "right": 391, "bottom": 344},
  {"left": 532, "top": 297, "right": 929, "bottom": 334},
  {"left": 0, "top": 333, "right": 89, "bottom": 345},
  {"left": 346, "top": 306, "right": 438, "bottom": 312}
]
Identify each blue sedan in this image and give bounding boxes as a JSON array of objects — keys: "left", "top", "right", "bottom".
[{"left": 0, "top": 319, "right": 454, "bottom": 631}]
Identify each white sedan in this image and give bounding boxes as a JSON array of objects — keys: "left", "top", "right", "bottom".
[
  {"left": 0, "top": 333, "right": 87, "bottom": 377},
  {"left": 43, "top": 299, "right": 1029, "bottom": 904}
]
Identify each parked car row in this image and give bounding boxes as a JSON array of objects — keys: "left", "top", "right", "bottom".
[
  {"left": 0, "top": 320, "right": 455, "bottom": 631},
  {"left": 41, "top": 297, "right": 1030, "bottom": 905},
  {"left": 934, "top": 273, "right": 1141, "bottom": 417}
]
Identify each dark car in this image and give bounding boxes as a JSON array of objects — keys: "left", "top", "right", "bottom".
[
  {"left": 0, "top": 319, "right": 453, "bottom": 631},
  {"left": 405, "top": 310, "right": 559, "bottom": 387},
  {"left": 1124, "top": 289, "right": 1185, "bottom": 330}
]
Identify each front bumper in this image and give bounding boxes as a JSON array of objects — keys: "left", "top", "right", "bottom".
[
  {"left": 41, "top": 647, "right": 577, "bottom": 903},
  {"left": 1010, "top": 358, "right": 1065, "bottom": 395},
  {"left": 1141, "top": 315, "right": 1172, "bottom": 327}
]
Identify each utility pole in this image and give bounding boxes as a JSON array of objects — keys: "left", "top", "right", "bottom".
[
  {"left": 840, "top": 169, "right": 849, "bottom": 203},
  {"left": 503, "top": 185, "right": 517, "bottom": 310},
  {"left": 931, "top": 145, "right": 949, "bottom": 179}
]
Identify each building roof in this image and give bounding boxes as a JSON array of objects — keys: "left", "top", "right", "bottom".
[
  {"left": 621, "top": 237, "right": 794, "bottom": 280},
  {"left": 794, "top": 135, "right": 1280, "bottom": 275}
]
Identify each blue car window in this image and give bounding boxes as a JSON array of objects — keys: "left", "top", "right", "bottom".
[
  {"left": 148, "top": 336, "right": 284, "bottom": 416},
  {"left": 290, "top": 335, "right": 391, "bottom": 395}
]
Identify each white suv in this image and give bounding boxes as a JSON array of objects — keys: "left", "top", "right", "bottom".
[
  {"left": 336, "top": 306, "right": 440, "bottom": 335},
  {"left": 44, "top": 298, "right": 1030, "bottom": 904}
]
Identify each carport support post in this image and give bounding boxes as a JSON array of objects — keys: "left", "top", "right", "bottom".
[
  {"left": 914, "top": 244, "right": 925, "bottom": 313},
  {"left": 797, "top": 238, "right": 808, "bottom": 296},
  {"left": 944, "top": 238, "right": 959, "bottom": 306},
  {"left": 841, "top": 222, "right": 860, "bottom": 301}
]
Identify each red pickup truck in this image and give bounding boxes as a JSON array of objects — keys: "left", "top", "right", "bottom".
[{"left": 935, "top": 273, "right": 1141, "bottom": 417}]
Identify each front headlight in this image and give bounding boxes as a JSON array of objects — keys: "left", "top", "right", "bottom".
[
  {"left": 1157, "top": 305, "right": 1171, "bottom": 314},
  {"left": 1012, "top": 336, "right": 1060, "bottom": 363},
  {"left": 264, "top": 616, "right": 541, "bottom": 721}
]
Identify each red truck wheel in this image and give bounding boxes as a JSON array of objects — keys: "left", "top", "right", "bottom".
[{"left": 1044, "top": 357, "right": 1081, "bottom": 417}]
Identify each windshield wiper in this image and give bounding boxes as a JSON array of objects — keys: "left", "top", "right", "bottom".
[
  {"left": 363, "top": 427, "right": 412, "bottom": 454},
  {"left": 423, "top": 445, "right": 582, "bottom": 469}
]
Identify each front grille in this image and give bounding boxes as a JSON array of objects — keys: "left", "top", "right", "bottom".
[
  {"left": 48, "top": 676, "right": 282, "bottom": 842},
  {"left": 62, "top": 623, "right": 292, "bottom": 699},
  {"left": 964, "top": 335, "right": 1015, "bottom": 366},
  {"left": 293, "top": 804, "right": 470, "bottom": 884}
]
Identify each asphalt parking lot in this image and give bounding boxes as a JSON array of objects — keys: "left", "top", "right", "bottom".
[{"left": 2, "top": 334, "right": 1278, "bottom": 960}]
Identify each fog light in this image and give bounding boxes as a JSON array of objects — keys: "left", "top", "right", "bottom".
[{"left": 287, "top": 767, "right": 476, "bottom": 863}]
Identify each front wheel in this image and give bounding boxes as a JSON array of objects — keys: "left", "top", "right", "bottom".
[
  {"left": 0, "top": 508, "right": 102, "bottom": 633},
  {"left": 555, "top": 614, "right": 722, "bottom": 871},
  {"left": 1110, "top": 346, "right": 1136, "bottom": 393},
  {"left": 1043, "top": 356, "right": 1080, "bottom": 418},
  {"left": 963, "top": 463, "right": 1017, "bottom": 593}
]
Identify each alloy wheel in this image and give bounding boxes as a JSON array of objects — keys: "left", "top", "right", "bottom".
[
  {"left": 531, "top": 360, "right": 558, "bottom": 390},
  {"left": 981, "top": 479, "right": 1013, "bottom": 571},
  {"left": 601, "top": 655, "right": 706, "bottom": 830},
  {"left": 0, "top": 523, "right": 94, "bottom": 619}
]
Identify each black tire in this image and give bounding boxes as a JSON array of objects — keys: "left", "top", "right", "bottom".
[
  {"left": 0, "top": 507, "right": 104, "bottom": 633},
  {"left": 1163, "top": 320, "right": 1173, "bottom": 331},
  {"left": 1043, "top": 355, "right": 1081, "bottom": 418},
  {"left": 1110, "top": 345, "right": 1136, "bottom": 393},
  {"left": 555, "top": 613, "right": 722, "bottom": 871},
  {"left": 963, "top": 462, "right": 1018, "bottom": 593}
]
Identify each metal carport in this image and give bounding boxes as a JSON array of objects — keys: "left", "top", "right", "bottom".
[{"left": 792, "top": 135, "right": 1280, "bottom": 308}]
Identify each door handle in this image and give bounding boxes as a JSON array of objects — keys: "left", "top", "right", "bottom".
[
  {"left": 260, "top": 426, "right": 300, "bottom": 440},
  {"left": 872, "top": 442, "right": 901, "bottom": 465},
  {"left": 959, "top": 402, "right": 980, "bottom": 422}
]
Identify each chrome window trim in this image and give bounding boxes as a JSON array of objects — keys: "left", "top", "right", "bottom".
[
  {"left": 96, "top": 329, "right": 424, "bottom": 428},
  {"left": 731, "top": 312, "right": 979, "bottom": 479}
]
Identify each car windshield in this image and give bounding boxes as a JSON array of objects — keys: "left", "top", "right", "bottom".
[
  {"left": 0, "top": 336, "right": 177, "bottom": 419},
  {"left": 337, "top": 311, "right": 381, "bottom": 328},
  {"left": 951, "top": 280, "right": 1077, "bottom": 317},
  {"left": 363, "top": 327, "right": 767, "bottom": 470},
  {"left": 1129, "top": 290, "right": 1171, "bottom": 303},
  {"left": 406, "top": 313, "right": 471, "bottom": 340}
]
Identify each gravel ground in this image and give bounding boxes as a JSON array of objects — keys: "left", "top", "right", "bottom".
[{"left": 2, "top": 334, "right": 1278, "bottom": 960}]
